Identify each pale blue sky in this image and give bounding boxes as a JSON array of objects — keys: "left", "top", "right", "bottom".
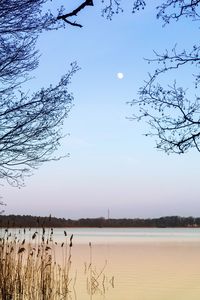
[{"left": 3, "top": 1, "right": 200, "bottom": 218}]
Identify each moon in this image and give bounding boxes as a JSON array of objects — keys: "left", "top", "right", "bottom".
[{"left": 117, "top": 72, "right": 124, "bottom": 79}]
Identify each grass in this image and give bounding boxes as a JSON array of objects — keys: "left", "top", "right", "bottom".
[
  {"left": 0, "top": 228, "right": 114, "bottom": 300},
  {"left": 0, "top": 228, "right": 73, "bottom": 300}
]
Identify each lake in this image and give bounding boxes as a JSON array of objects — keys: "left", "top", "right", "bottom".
[{"left": 2, "top": 227, "right": 200, "bottom": 299}]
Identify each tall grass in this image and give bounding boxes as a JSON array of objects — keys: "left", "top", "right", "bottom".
[
  {"left": 0, "top": 228, "right": 115, "bottom": 299},
  {"left": 0, "top": 228, "right": 74, "bottom": 300}
]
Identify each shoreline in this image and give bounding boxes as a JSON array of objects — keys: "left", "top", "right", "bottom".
[{"left": 1, "top": 226, "right": 200, "bottom": 229}]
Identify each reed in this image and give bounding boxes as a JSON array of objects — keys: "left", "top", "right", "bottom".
[
  {"left": 0, "top": 228, "right": 74, "bottom": 300},
  {"left": 85, "top": 242, "right": 114, "bottom": 297}
]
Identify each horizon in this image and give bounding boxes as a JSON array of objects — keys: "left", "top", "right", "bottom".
[{"left": 2, "top": 213, "right": 200, "bottom": 220}]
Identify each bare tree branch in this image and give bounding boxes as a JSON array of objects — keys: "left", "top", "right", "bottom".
[
  {"left": 0, "top": 1, "right": 81, "bottom": 187},
  {"left": 101, "top": 0, "right": 123, "bottom": 19},
  {"left": 130, "top": 71, "right": 200, "bottom": 153},
  {"left": 57, "top": 0, "right": 94, "bottom": 28},
  {"left": 0, "top": 62, "right": 79, "bottom": 186},
  {"left": 156, "top": 0, "right": 200, "bottom": 24},
  {"left": 128, "top": 1, "right": 200, "bottom": 154}
]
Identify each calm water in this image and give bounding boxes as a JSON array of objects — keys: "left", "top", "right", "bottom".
[
  {"left": 50, "top": 227, "right": 200, "bottom": 243},
  {"left": 3, "top": 227, "right": 200, "bottom": 299}
]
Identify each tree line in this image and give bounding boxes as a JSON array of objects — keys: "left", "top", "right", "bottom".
[{"left": 0, "top": 215, "right": 199, "bottom": 228}]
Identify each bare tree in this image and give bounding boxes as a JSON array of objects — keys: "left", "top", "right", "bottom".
[
  {"left": 0, "top": 0, "right": 121, "bottom": 188},
  {"left": 130, "top": 46, "right": 200, "bottom": 154},
  {"left": 0, "top": 1, "right": 81, "bottom": 186},
  {"left": 0, "top": 0, "right": 60, "bottom": 86},
  {"left": 0, "top": 63, "right": 78, "bottom": 186},
  {"left": 129, "top": 1, "right": 200, "bottom": 154},
  {"left": 1, "top": 0, "right": 136, "bottom": 187}
]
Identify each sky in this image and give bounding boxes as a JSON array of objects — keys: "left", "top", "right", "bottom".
[{"left": 3, "top": 1, "right": 200, "bottom": 219}]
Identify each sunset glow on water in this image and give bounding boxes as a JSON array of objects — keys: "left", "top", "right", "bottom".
[{"left": 3, "top": 227, "right": 200, "bottom": 300}]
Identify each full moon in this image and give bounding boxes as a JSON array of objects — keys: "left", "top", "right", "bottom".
[{"left": 117, "top": 72, "right": 124, "bottom": 79}]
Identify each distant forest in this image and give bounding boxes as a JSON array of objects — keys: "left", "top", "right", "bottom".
[{"left": 0, "top": 215, "right": 200, "bottom": 228}]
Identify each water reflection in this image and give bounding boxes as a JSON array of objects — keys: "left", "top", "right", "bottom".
[
  {"left": 85, "top": 243, "right": 114, "bottom": 299},
  {"left": 62, "top": 228, "right": 200, "bottom": 300}
]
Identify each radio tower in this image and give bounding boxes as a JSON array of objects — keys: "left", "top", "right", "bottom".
[{"left": 107, "top": 208, "right": 110, "bottom": 220}]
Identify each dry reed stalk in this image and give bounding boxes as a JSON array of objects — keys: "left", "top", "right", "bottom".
[
  {"left": 0, "top": 229, "right": 115, "bottom": 299},
  {"left": 0, "top": 228, "right": 74, "bottom": 300},
  {"left": 85, "top": 242, "right": 114, "bottom": 297}
]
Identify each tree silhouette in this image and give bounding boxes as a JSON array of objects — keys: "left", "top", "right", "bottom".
[
  {"left": 0, "top": 1, "right": 82, "bottom": 186},
  {"left": 0, "top": 0, "right": 132, "bottom": 186},
  {"left": 129, "top": 1, "right": 200, "bottom": 154}
]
